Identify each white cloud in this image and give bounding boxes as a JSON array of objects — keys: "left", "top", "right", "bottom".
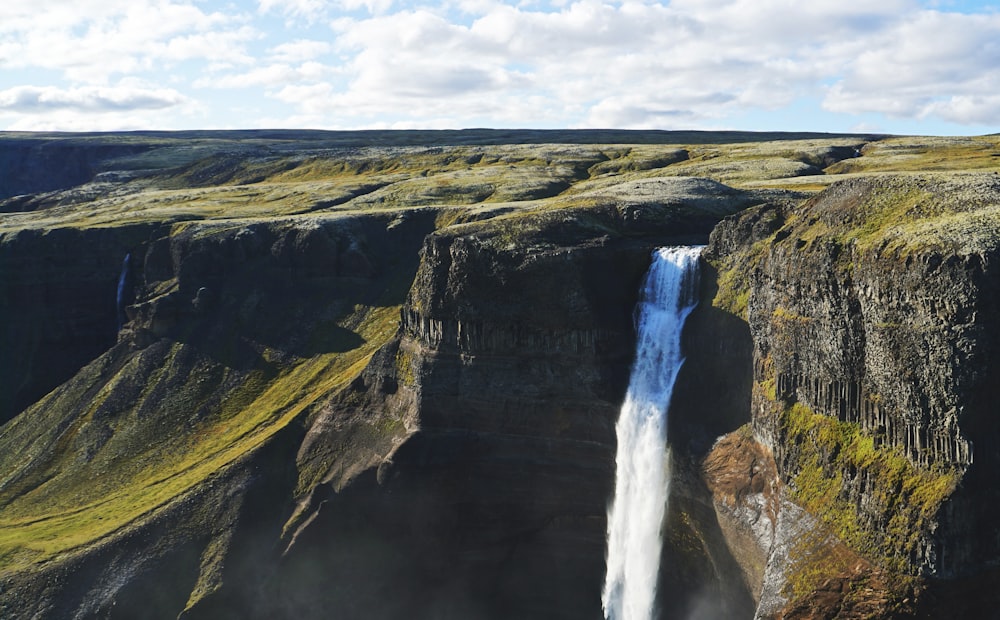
[
  {"left": 2, "top": 109, "right": 179, "bottom": 132},
  {"left": 0, "top": 0, "right": 130, "bottom": 33},
  {"left": 0, "top": 84, "right": 189, "bottom": 112},
  {"left": 270, "top": 39, "right": 333, "bottom": 63},
  {"left": 197, "top": 62, "right": 336, "bottom": 89},
  {"left": 337, "top": 0, "right": 395, "bottom": 15},
  {"left": 2, "top": 0, "right": 999, "bottom": 131},
  {"left": 259, "top": 0, "right": 331, "bottom": 22},
  {"left": 0, "top": 82, "right": 200, "bottom": 130},
  {"left": 584, "top": 93, "right": 738, "bottom": 130},
  {"left": 302, "top": 1, "right": 849, "bottom": 127},
  {"left": 257, "top": 0, "right": 394, "bottom": 19},
  {"left": 162, "top": 28, "right": 259, "bottom": 64},
  {"left": 822, "top": 11, "right": 1000, "bottom": 124},
  {"left": 268, "top": 0, "right": 999, "bottom": 129},
  {"left": 0, "top": 1, "right": 253, "bottom": 84},
  {"left": 928, "top": 95, "right": 1000, "bottom": 125}
]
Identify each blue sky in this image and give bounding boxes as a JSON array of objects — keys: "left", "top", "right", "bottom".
[{"left": 1, "top": 0, "right": 999, "bottom": 134}]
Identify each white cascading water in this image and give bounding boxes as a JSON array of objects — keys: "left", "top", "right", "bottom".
[
  {"left": 602, "top": 246, "right": 702, "bottom": 620},
  {"left": 116, "top": 252, "right": 131, "bottom": 332}
]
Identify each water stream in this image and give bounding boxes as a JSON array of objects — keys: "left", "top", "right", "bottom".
[
  {"left": 602, "top": 246, "right": 702, "bottom": 620},
  {"left": 116, "top": 252, "right": 131, "bottom": 331}
]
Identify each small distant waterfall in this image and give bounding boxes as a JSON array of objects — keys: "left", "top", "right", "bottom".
[
  {"left": 116, "top": 253, "right": 131, "bottom": 331},
  {"left": 602, "top": 246, "right": 702, "bottom": 620}
]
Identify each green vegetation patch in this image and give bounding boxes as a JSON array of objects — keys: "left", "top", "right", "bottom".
[
  {"left": 0, "top": 304, "right": 401, "bottom": 573},
  {"left": 782, "top": 521, "right": 919, "bottom": 618},
  {"left": 712, "top": 262, "right": 752, "bottom": 319},
  {"left": 772, "top": 305, "right": 813, "bottom": 325},
  {"left": 776, "top": 174, "right": 1000, "bottom": 259},
  {"left": 825, "top": 136, "right": 1000, "bottom": 175},
  {"left": 780, "top": 400, "right": 960, "bottom": 575},
  {"left": 708, "top": 222, "right": 782, "bottom": 320},
  {"left": 879, "top": 203, "right": 1000, "bottom": 256}
]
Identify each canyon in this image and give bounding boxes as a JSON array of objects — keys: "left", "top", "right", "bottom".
[{"left": 1, "top": 129, "right": 998, "bottom": 618}]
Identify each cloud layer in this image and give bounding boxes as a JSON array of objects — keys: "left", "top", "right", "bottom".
[{"left": 0, "top": 0, "right": 998, "bottom": 132}]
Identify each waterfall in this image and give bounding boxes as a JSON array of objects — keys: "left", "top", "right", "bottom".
[
  {"left": 602, "top": 246, "right": 702, "bottom": 620},
  {"left": 116, "top": 252, "right": 131, "bottom": 331}
]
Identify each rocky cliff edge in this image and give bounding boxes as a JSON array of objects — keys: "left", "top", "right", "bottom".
[{"left": 704, "top": 173, "right": 1000, "bottom": 618}]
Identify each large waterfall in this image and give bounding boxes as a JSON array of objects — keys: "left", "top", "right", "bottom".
[{"left": 602, "top": 246, "right": 702, "bottom": 620}]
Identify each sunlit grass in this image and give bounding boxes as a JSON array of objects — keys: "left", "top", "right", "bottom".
[
  {"left": 3, "top": 135, "right": 996, "bottom": 235},
  {"left": 0, "top": 305, "right": 400, "bottom": 571}
]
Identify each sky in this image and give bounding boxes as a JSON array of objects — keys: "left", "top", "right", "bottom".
[{"left": 1, "top": 0, "right": 999, "bottom": 134}]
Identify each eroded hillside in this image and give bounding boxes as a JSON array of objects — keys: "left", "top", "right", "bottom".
[{"left": 1, "top": 129, "right": 999, "bottom": 619}]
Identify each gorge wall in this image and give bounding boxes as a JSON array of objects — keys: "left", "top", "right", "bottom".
[
  {"left": 2, "top": 132, "right": 1000, "bottom": 619},
  {"left": 0, "top": 180, "right": 768, "bottom": 619},
  {"left": 0, "top": 224, "right": 166, "bottom": 422},
  {"left": 703, "top": 173, "right": 1000, "bottom": 617}
]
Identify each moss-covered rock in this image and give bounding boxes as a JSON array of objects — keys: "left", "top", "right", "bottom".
[{"left": 704, "top": 172, "right": 1000, "bottom": 617}]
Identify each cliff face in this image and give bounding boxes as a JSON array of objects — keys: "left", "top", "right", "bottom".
[
  {"left": 704, "top": 173, "right": 1000, "bottom": 617},
  {"left": 386, "top": 208, "right": 715, "bottom": 618},
  {"left": 0, "top": 131, "right": 779, "bottom": 619},
  {"left": 0, "top": 209, "right": 440, "bottom": 619},
  {"left": 0, "top": 224, "right": 164, "bottom": 422},
  {"left": 4, "top": 131, "right": 1000, "bottom": 620},
  {"left": 0, "top": 138, "right": 156, "bottom": 203},
  {"left": 276, "top": 226, "right": 648, "bottom": 619},
  {"left": 206, "top": 199, "right": 762, "bottom": 620}
]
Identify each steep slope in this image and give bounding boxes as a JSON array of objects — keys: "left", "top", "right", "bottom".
[
  {"left": 0, "top": 224, "right": 163, "bottom": 422},
  {"left": 165, "top": 181, "right": 770, "bottom": 620},
  {"left": 704, "top": 173, "right": 1000, "bottom": 617},
  {"left": 0, "top": 210, "right": 438, "bottom": 618}
]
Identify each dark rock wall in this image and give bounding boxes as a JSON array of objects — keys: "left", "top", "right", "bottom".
[
  {"left": 705, "top": 176, "right": 1000, "bottom": 615},
  {"left": 393, "top": 232, "right": 650, "bottom": 619},
  {"left": 747, "top": 212, "right": 980, "bottom": 471},
  {"left": 748, "top": 203, "right": 996, "bottom": 576},
  {"left": 0, "top": 139, "right": 153, "bottom": 202},
  {"left": 0, "top": 224, "right": 162, "bottom": 422},
  {"left": 267, "top": 203, "right": 756, "bottom": 619},
  {"left": 270, "top": 220, "right": 692, "bottom": 618},
  {"left": 671, "top": 256, "right": 756, "bottom": 455}
]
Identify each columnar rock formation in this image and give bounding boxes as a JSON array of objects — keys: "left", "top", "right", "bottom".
[{"left": 704, "top": 174, "right": 1000, "bottom": 616}]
